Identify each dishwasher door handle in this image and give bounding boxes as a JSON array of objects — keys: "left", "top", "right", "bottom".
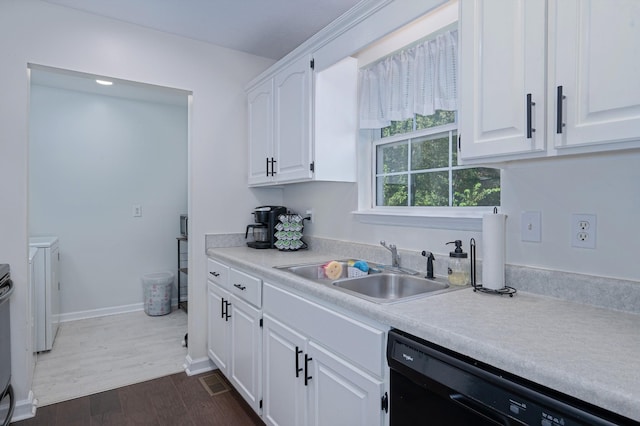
[{"left": 449, "top": 393, "right": 510, "bottom": 425}]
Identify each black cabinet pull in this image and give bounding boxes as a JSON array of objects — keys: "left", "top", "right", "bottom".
[
  {"left": 295, "top": 347, "right": 303, "bottom": 378},
  {"left": 220, "top": 298, "right": 225, "bottom": 319},
  {"left": 556, "top": 85, "right": 565, "bottom": 134},
  {"left": 209, "top": 271, "right": 220, "bottom": 277},
  {"left": 224, "top": 300, "right": 231, "bottom": 321},
  {"left": 265, "top": 157, "right": 269, "bottom": 177},
  {"left": 233, "top": 283, "right": 247, "bottom": 291},
  {"left": 271, "top": 157, "right": 277, "bottom": 175},
  {"left": 526, "top": 93, "right": 535, "bottom": 139},
  {"left": 304, "top": 354, "right": 313, "bottom": 386}
]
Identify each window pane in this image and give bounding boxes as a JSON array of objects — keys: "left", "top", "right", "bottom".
[
  {"left": 411, "top": 134, "right": 450, "bottom": 170},
  {"left": 411, "top": 171, "right": 449, "bottom": 206},
  {"left": 415, "top": 110, "right": 455, "bottom": 130},
  {"left": 377, "top": 142, "right": 408, "bottom": 173},
  {"left": 381, "top": 118, "right": 413, "bottom": 138},
  {"left": 453, "top": 168, "right": 501, "bottom": 207},
  {"left": 377, "top": 175, "right": 408, "bottom": 206}
]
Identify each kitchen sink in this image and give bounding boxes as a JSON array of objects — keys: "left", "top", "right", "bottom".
[
  {"left": 275, "top": 260, "right": 460, "bottom": 304},
  {"left": 332, "top": 273, "right": 450, "bottom": 304}
]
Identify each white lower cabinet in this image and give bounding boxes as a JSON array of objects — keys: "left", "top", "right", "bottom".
[
  {"left": 229, "top": 294, "right": 262, "bottom": 411},
  {"left": 207, "top": 282, "right": 230, "bottom": 374},
  {"left": 263, "top": 314, "right": 307, "bottom": 426},
  {"left": 307, "top": 341, "right": 383, "bottom": 426},
  {"left": 207, "top": 261, "right": 388, "bottom": 425},
  {"left": 207, "top": 260, "right": 263, "bottom": 415},
  {"left": 262, "top": 282, "right": 387, "bottom": 426}
]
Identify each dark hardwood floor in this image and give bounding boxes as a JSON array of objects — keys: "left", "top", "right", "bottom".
[{"left": 13, "top": 371, "right": 264, "bottom": 426}]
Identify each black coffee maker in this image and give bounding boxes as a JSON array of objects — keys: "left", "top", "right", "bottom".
[{"left": 246, "top": 206, "right": 287, "bottom": 249}]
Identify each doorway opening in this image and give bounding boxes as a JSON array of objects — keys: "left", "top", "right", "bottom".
[{"left": 28, "top": 64, "right": 191, "bottom": 404}]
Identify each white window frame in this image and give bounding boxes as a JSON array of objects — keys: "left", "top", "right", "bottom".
[{"left": 355, "top": 125, "right": 500, "bottom": 231}]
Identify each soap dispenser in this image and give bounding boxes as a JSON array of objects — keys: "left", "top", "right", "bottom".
[{"left": 446, "top": 240, "right": 470, "bottom": 286}]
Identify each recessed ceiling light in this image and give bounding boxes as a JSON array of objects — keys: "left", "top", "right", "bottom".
[{"left": 96, "top": 79, "right": 113, "bottom": 86}]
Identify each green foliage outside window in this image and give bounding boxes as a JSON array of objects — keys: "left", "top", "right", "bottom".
[{"left": 376, "top": 110, "right": 500, "bottom": 207}]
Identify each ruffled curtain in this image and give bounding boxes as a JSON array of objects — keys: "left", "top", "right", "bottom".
[{"left": 359, "top": 29, "right": 458, "bottom": 129}]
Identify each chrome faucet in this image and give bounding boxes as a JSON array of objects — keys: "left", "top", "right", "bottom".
[{"left": 380, "top": 241, "right": 400, "bottom": 267}]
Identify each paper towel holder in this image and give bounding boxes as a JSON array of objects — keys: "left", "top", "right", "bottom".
[{"left": 470, "top": 237, "right": 517, "bottom": 297}]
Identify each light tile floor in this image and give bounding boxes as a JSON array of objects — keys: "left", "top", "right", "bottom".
[{"left": 32, "top": 308, "right": 188, "bottom": 406}]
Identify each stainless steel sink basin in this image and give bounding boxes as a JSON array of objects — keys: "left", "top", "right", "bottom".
[
  {"left": 332, "top": 273, "right": 450, "bottom": 304},
  {"left": 274, "top": 260, "right": 352, "bottom": 281}
]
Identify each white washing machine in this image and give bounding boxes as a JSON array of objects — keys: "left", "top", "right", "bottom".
[{"left": 29, "top": 236, "right": 60, "bottom": 352}]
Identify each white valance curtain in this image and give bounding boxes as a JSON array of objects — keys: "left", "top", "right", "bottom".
[{"left": 359, "top": 29, "right": 458, "bottom": 129}]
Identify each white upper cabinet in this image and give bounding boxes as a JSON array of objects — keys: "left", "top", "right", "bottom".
[
  {"left": 459, "top": 0, "right": 546, "bottom": 161},
  {"left": 247, "top": 54, "right": 314, "bottom": 186},
  {"left": 247, "top": 55, "right": 358, "bottom": 186},
  {"left": 460, "top": 0, "right": 640, "bottom": 163},
  {"left": 248, "top": 78, "right": 274, "bottom": 185},
  {"left": 550, "top": 0, "right": 640, "bottom": 153},
  {"left": 273, "top": 55, "right": 314, "bottom": 183}
]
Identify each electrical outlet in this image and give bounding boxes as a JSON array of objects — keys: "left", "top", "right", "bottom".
[
  {"left": 571, "top": 214, "right": 596, "bottom": 249},
  {"left": 133, "top": 204, "right": 142, "bottom": 217},
  {"left": 305, "top": 209, "right": 314, "bottom": 223},
  {"left": 521, "top": 211, "right": 541, "bottom": 242}
]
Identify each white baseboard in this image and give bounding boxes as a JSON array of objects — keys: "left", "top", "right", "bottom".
[
  {"left": 59, "top": 303, "right": 144, "bottom": 322},
  {"left": 183, "top": 354, "right": 215, "bottom": 376},
  {"left": 10, "top": 390, "right": 37, "bottom": 422}
]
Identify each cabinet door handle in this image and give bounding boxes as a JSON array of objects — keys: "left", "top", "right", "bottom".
[
  {"left": 220, "top": 298, "right": 225, "bottom": 319},
  {"left": 526, "top": 93, "right": 535, "bottom": 139},
  {"left": 556, "top": 85, "right": 565, "bottom": 134},
  {"left": 224, "top": 300, "right": 231, "bottom": 321},
  {"left": 209, "top": 271, "right": 220, "bottom": 277},
  {"left": 295, "top": 347, "right": 303, "bottom": 378},
  {"left": 271, "top": 157, "right": 277, "bottom": 176},
  {"left": 304, "top": 354, "right": 313, "bottom": 386},
  {"left": 265, "top": 157, "right": 270, "bottom": 177},
  {"left": 233, "top": 283, "right": 247, "bottom": 291}
]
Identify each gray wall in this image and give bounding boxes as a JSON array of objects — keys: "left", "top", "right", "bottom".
[
  {"left": 283, "top": 150, "right": 640, "bottom": 282},
  {"left": 29, "top": 83, "right": 187, "bottom": 317}
]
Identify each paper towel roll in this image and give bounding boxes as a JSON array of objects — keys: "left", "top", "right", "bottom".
[{"left": 482, "top": 213, "right": 507, "bottom": 290}]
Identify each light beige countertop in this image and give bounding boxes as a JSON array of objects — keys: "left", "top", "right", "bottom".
[{"left": 207, "top": 246, "right": 640, "bottom": 422}]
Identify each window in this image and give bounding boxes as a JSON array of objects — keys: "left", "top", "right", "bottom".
[{"left": 375, "top": 111, "right": 500, "bottom": 208}]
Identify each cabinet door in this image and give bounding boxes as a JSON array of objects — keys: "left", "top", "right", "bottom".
[
  {"left": 551, "top": 0, "right": 640, "bottom": 152},
  {"left": 229, "top": 295, "right": 262, "bottom": 414},
  {"left": 248, "top": 78, "right": 274, "bottom": 185},
  {"left": 274, "top": 54, "right": 313, "bottom": 183},
  {"left": 263, "top": 314, "right": 307, "bottom": 426},
  {"left": 459, "top": 0, "right": 546, "bottom": 161},
  {"left": 307, "top": 341, "right": 384, "bottom": 426},
  {"left": 207, "top": 283, "right": 230, "bottom": 375}
]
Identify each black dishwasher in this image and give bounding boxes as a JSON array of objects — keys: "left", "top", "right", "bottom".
[{"left": 387, "top": 329, "right": 637, "bottom": 426}]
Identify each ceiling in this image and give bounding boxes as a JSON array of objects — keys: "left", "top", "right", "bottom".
[
  {"left": 30, "top": 65, "right": 191, "bottom": 106},
  {"left": 42, "top": 0, "right": 363, "bottom": 60}
]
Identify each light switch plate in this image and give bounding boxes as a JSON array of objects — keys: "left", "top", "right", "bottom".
[{"left": 521, "top": 211, "right": 541, "bottom": 242}]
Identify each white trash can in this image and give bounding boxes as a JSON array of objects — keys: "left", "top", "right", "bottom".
[{"left": 142, "top": 271, "right": 174, "bottom": 316}]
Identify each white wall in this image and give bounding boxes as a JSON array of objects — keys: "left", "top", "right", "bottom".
[
  {"left": 29, "top": 84, "right": 187, "bottom": 316},
  {"left": 283, "top": 150, "right": 640, "bottom": 282},
  {"left": 0, "top": 0, "right": 275, "bottom": 414}
]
